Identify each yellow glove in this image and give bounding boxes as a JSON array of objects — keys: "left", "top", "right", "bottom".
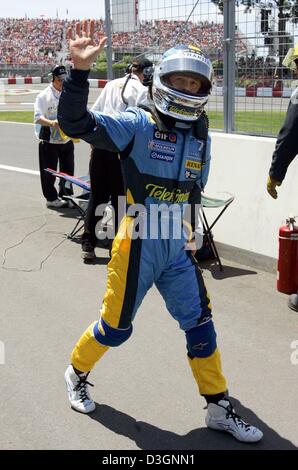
[
  {"left": 267, "top": 176, "right": 281, "bottom": 199},
  {"left": 59, "top": 128, "right": 80, "bottom": 143}
]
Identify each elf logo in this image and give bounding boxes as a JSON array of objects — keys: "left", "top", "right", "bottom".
[{"left": 154, "top": 130, "right": 177, "bottom": 143}]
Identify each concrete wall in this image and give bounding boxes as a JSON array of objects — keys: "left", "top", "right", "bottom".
[{"left": 206, "top": 132, "right": 298, "bottom": 260}]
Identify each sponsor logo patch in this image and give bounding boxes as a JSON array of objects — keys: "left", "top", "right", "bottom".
[
  {"left": 148, "top": 140, "right": 176, "bottom": 153},
  {"left": 150, "top": 151, "right": 174, "bottom": 163},
  {"left": 185, "top": 159, "right": 202, "bottom": 170},
  {"left": 185, "top": 170, "right": 197, "bottom": 180},
  {"left": 146, "top": 184, "right": 190, "bottom": 202},
  {"left": 154, "top": 130, "right": 177, "bottom": 143},
  {"left": 168, "top": 105, "right": 193, "bottom": 117}
]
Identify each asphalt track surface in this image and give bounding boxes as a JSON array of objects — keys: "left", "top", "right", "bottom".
[{"left": 0, "top": 122, "right": 298, "bottom": 450}]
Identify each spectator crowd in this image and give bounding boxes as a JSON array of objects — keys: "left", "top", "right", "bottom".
[
  {"left": 0, "top": 16, "right": 252, "bottom": 72},
  {"left": 0, "top": 18, "right": 64, "bottom": 64},
  {"left": 0, "top": 17, "right": 227, "bottom": 65}
]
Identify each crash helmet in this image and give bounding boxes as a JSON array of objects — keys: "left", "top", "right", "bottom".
[
  {"left": 282, "top": 42, "right": 298, "bottom": 70},
  {"left": 152, "top": 45, "right": 213, "bottom": 121}
]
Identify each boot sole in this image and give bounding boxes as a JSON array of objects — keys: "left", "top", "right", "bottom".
[
  {"left": 81, "top": 252, "right": 96, "bottom": 260},
  {"left": 288, "top": 302, "right": 298, "bottom": 312}
]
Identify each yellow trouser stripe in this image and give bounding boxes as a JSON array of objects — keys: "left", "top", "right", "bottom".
[
  {"left": 206, "top": 291, "right": 212, "bottom": 311},
  {"left": 126, "top": 188, "right": 135, "bottom": 205},
  {"left": 71, "top": 322, "right": 109, "bottom": 372},
  {"left": 188, "top": 348, "right": 227, "bottom": 395},
  {"left": 100, "top": 216, "right": 134, "bottom": 328}
]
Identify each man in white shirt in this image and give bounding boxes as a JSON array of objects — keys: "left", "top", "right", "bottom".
[
  {"left": 92, "top": 58, "right": 152, "bottom": 114},
  {"left": 34, "top": 65, "right": 75, "bottom": 208},
  {"left": 81, "top": 58, "right": 153, "bottom": 260}
]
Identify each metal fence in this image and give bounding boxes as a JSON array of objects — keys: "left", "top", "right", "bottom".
[
  {"left": 0, "top": 64, "right": 51, "bottom": 80},
  {"left": 233, "top": 1, "right": 298, "bottom": 136},
  {"left": 105, "top": 0, "right": 298, "bottom": 137},
  {"left": 1, "top": 1, "right": 298, "bottom": 136}
]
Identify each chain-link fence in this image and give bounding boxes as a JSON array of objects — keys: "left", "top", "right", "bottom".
[
  {"left": 102, "top": 0, "right": 298, "bottom": 137},
  {"left": 102, "top": 0, "right": 226, "bottom": 131},
  {"left": 1, "top": 1, "right": 298, "bottom": 136},
  {"left": 234, "top": 1, "right": 298, "bottom": 136},
  {"left": 0, "top": 64, "right": 51, "bottom": 81}
]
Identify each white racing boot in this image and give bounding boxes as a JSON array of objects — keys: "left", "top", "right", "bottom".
[
  {"left": 65, "top": 364, "right": 96, "bottom": 413},
  {"left": 206, "top": 398, "right": 263, "bottom": 443}
]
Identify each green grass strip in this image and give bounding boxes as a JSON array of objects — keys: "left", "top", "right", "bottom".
[
  {"left": 0, "top": 110, "right": 287, "bottom": 136},
  {"left": 0, "top": 111, "right": 34, "bottom": 123}
]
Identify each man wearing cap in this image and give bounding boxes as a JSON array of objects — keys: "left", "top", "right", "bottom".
[
  {"left": 34, "top": 64, "right": 75, "bottom": 208},
  {"left": 81, "top": 57, "right": 153, "bottom": 260},
  {"left": 267, "top": 44, "right": 298, "bottom": 311}
]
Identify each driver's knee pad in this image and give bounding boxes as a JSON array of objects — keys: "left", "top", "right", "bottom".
[
  {"left": 93, "top": 319, "right": 133, "bottom": 347},
  {"left": 186, "top": 319, "right": 217, "bottom": 358}
]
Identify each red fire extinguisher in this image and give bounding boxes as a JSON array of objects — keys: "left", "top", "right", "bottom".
[{"left": 277, "top": 216, "right": 298, "bottom": 294}]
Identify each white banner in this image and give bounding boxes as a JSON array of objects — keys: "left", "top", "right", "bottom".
[{"left": 111, "top": 0, "right": 139, "bottom": 33}]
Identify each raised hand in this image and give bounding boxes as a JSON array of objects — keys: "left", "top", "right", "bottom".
[{"left": 67, "top": 19, "right": 107, "bottom": 71}]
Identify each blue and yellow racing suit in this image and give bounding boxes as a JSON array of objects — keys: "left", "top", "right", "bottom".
[{"left": 58, "top": 69, "right": 227, "bottom": 397}]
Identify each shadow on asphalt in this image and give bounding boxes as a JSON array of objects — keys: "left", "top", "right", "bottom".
[
  {"left": 88, "top": 397, "right": 296, "bottom": 450},
  {"left": 82, "top": 257, "right": 110, "bottom": 265},
  {"left": 60, "top": 228, "right": 111, "bottom": 265},
  {"left": 199, "top": 260, "right": 257, "bottom": 280},
  {"left": 57, "top": 207, "right": 84, "bottom": 218}
]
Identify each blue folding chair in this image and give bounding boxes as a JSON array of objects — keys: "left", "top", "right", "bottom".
[{"left": 45, "top": 168, "right": 90, "bottom": 239}]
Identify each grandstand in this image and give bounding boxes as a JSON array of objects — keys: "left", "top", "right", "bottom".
[
  {"left": 0, "top": 17, "right": 246, "bottom": 67},
  {"left": 1, "top": 16, "right": 291, "bottom": 92},
  {"left": 0, "top": 18, "right": 64, "bottom": 65}
]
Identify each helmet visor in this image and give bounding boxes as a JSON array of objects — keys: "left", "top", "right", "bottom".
[
  {"left": 162, "top": 72, "right": 207, "bottom": 96},
  {"left": 160, "top": 55, "right": 212, "bottom": 90}
]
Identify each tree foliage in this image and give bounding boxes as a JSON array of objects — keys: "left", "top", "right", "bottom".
[
  {"left": 212, "top": 0, "right": 298, "bottom": 69},
  {"left": 93, "top": 52, "right": 132, "bottom": 73},
  {"left": 211, "top": 1, "right": 298, "bottom": 20}
]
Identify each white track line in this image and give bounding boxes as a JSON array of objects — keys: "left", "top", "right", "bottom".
[
  {"left": 0, "top": 121, "right": 33, "bottom": 125},
  {"left": 0, "top": 164, "right": 39, "bottom": 175}
]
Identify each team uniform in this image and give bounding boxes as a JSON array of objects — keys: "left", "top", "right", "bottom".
[
  {"left": 60, "top": 44, "right": 263, "bottom": 443},
  {"left": 269, "top": 87, "right": 298, "bottom": 182},
  {"left": 34, "top": 82, "right": 74, "bottom": 202},
  {"left": 267, "top": 43, "right": 298, "bottom": 193},
  {"left": 82, "top": 72, "right": 150, "bottom": 254},
  {"left": 60, "top": 67, "right": 224, "bottom": 389},
  {"left": 268, "top": 87, "right": 298, "bottom": 311},
  {"left": 267, "top": 45, "right": 298, "bottom": 311}
]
